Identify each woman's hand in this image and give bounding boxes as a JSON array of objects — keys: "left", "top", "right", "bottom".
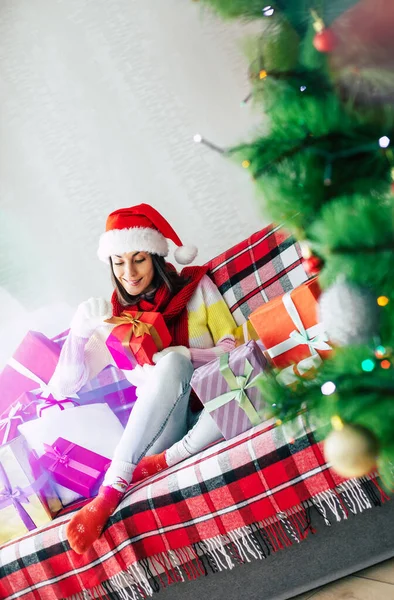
[
  {"left": 70, "top": 297, "right": 112, "bottom": 338},
  {"left": 153, "top": 346, "right": 191, "bottom": 364}
]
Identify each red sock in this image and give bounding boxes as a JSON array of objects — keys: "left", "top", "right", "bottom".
[
  {"left": 132, "top": 451, "right": 168, "bottom": 483},
  {"left": 66, "top": 486, "right": 124, "bottom": 554}
]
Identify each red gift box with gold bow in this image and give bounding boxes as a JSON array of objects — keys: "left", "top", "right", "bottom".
[{"left": 105, "top": 311, "right": 172, "bottom": 368}]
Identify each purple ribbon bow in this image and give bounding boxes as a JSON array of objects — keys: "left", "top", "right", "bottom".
[
  {"left": 0, "top": 462, "right": 39, "bottom": 531},
  {"left": 35, "top": 396, "right": 79, "bottom": 418}
]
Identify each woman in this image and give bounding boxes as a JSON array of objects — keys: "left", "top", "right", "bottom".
[{"left": 50, "top": 203, "right": 236, "bottom": 554}]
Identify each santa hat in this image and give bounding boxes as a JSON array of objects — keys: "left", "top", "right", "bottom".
[{"left": 97, "top": 203, "right": 198, "bottom": 265}]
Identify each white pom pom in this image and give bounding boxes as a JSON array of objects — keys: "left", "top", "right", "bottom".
[
  {"left": 174, "top": 245, "right": 198, "bottom": 265},
  {"left": 319, "top": 280, "right": 379, "bottom": 346}
]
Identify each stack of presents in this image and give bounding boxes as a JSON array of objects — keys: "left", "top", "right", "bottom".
[{"left": 0, "top": 277, "right": 333, "bottom": 546}]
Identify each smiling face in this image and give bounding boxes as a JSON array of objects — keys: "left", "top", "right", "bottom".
[{"left": 111, "top": 251, "right": 155, "bottom": 296}]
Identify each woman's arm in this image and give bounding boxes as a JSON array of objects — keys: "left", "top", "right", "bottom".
[
  {"left": 49, "top": 298, "right": 113, "bottom": 397},
  {"left": 189, "top": 335, "right": 236, "bottom": 368},
  {"left": 189, "top": 275, "right": 237, "bottom": 368}
]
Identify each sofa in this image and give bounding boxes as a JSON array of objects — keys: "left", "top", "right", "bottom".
[{"left": 0, "top": 223, "right": 393, "bottom": 600}]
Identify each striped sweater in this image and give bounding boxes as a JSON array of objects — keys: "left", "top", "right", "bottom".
[{"left": 50, "top": 276, "right": 236, "bottom": 397}]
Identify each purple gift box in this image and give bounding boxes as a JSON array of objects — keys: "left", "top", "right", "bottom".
[
  {"left": 191, "top": 341, "right": 269, "bottom": 441},
  {"left": 39, "top": 437, "right": 111, "bottom": 498},
  {"left": 77, "top": 366, "right": 137, "bottom": 426},
  {"left": 0, "top": 332, "right": 61, "bottom": 416}
]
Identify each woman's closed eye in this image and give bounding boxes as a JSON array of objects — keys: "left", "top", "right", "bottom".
[{"left": 134, "top": 258, "right": 145, "bottom": 264}]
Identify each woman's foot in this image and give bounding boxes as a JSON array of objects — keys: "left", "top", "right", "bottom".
[
  {"left": 66, "top": 486, "right": 124, "bottom": 554},
  {"left": 132, "top": 451, "right": 168, "bottom": 483}
]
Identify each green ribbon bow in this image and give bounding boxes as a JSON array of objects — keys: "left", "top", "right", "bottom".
[{"left": 204, "top": 354, "right": 262, "bottom": 426}]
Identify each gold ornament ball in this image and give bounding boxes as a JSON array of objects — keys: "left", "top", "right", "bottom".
[{"left": 324, "top": 424, "right": 379, "bottom": 479}]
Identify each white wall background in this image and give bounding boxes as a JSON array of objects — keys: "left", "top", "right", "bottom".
[{"left": 0, "top": 0, "right": 268, "bottom": 363}]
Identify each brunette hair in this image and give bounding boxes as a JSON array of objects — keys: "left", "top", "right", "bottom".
[{"left": 110, "top": 254, "right": 189, "bottom": 306}]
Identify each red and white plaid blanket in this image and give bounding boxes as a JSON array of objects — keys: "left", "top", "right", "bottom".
[{"left": 0, "top": 415, "right": 388, "bottom": 600}]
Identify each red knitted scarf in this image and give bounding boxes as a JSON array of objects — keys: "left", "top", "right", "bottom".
[{"left": 111, "top": 264, "right": 208, "bottom": 347}]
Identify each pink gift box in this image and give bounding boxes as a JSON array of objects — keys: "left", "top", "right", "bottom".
[
  {"left": 39, "top": 437, "right": 111, "bottom": 498},
  {"left": 0, "top": 332, "right": 61, "bottom": 416},
  {"left": 191, "top": 341, "right": 270, "bottom": 440}
]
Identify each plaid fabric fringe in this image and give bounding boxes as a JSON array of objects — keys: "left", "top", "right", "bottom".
[{"left": 64, "top": 476, "right": 388, "bottom": 600}]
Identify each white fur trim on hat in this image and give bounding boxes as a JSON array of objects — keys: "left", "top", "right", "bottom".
[
  {"left": 174, "top": 245, "right": 198, "bottom": 265},
  {"left": 97, "top": 227, "right": 169, "bottom": 262}
]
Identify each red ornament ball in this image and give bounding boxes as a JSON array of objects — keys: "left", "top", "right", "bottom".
[
  {"left": 303, "top": 255, "right": 323, "bottom": 276},
  {"left": 313, "top": 28, "right": 337, "bottom": 53}
]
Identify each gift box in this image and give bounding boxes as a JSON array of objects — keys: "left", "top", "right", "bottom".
[
  {"left": 0, "top": 436, "right": 62, "bottom": 545},
  {"left": 77, "top": 382, "right": 137, "bottom": 427},
  {"left": 249, "top": 278, "right": 332, "bottom": 369},
  {"left": 75, "top": 365, "right": 136, "bottom": 426},
  {"left": 39, "top": 437, "right": 111, "bottom": 498},
  {"left": 51, "top": 328, "right": 70, "bottom": 349},
  {"left": 17, "top": 391, "right": 80, "bottom": 419},
  {"left": 276, "top": 354, "right": 323, "bottom": 389},
  {"left": 233, "top": 320, "right": 260, "bottom": 347},
  {"left": 19, "top": 403, "right": 125, "bottom": 505},
  {"left": 0, "top": 394, "right": 40, "bottom": 446},
  {"left": 191, "top": 341, "right": 270, "bottom": 440},
  {"left": 106, "top": 311, "right": 172, "bottom": 367},
  {"left": 0, "top": 331, "right": 61, "bottom": 416}
]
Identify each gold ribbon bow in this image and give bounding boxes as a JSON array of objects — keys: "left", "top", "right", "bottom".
[{"left": 105, "top": 311, "right": 163, "bottom": 354}]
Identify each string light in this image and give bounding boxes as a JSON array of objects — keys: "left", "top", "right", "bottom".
[
  {"left": 241, "top": 92, "right": 252, "bottom": 106},
  {"left": 331, "top": 415, "right": 344, "bottom": 431},
  {"left": 321, "top": 381, "right": 336, "bottom": 396},
  {"left": 379, "top": 136, "right": 390, "bottom": 148},
  {"left": 259, "top": 69, "right": 268, "bottom": 80},
  {"left": 242, "top": 160, "right": 251, "bottom": 169},
  {"left": 276, "top": 419, "right": 283, "bottom": 426},
  {"left": 361, "top": 358, "right": 375, "bottom": 372},
  {"left": 375, "top": 345, "right": 387, "bottom": 359},
  {"left": 381, "top": 359, "right": 391, "bottom": 370},
  {"left": 300, "top": 85, "right": 307, "bottom": 92},
  {"left": 299, "top": 240, "right": 313, "bottom": 259},
  {"left": 193, "top": 134, "right": 226, "bottom": 154},
  {"left": 377, "top": 295, "right": 389, "bottom": 307},
  {"left": 262, "top": 5, "right": 275, "bottom": 16}
]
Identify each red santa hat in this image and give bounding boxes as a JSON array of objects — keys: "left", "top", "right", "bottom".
[{"left": 97, "top": 203, "right": 198, "bottom": 265}]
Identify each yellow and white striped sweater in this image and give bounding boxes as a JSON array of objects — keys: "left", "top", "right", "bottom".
[{"left": 50, "top": 276, "right": 236, "bottom": 396}]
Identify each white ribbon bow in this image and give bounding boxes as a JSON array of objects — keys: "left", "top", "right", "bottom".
[
  {"left": 0, "top": 402, "right": 24, "bottom": 443},
  {"left": 267, "top": 291, "right": 331, "bottom": 359},
  {"left": 7, "top": 357, "right": 78, "bottom": 401}
]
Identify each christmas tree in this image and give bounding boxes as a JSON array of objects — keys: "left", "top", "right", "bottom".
[{"left": 195, "top": 0, "right": 394, "bottom": 488}]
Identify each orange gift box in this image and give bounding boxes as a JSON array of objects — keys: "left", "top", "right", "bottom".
[
  {"left": 106, "top": 311, "right": 172, "bottom": 367},
  {"left": 249, "top": 278, "right": 332, "bottom": 369}
]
